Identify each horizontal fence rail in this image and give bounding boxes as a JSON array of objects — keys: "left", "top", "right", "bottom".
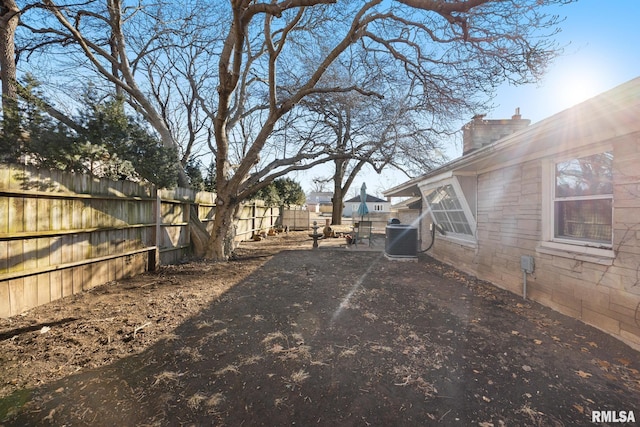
[{"left": 0, "top": 164, "right": 291, "bottom": 317}]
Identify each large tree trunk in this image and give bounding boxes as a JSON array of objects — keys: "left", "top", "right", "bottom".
[
  {"left": 204, "top": 192, "right": 238, "bottom": 261},
  {"left": 1, "top": 0, "right": 19, "bottom": 135},
  {"left": 189, "top": 205, "right": 209, "bottom": 258},
  {"left": 331, "top": 179, "right": 344, "bottom": 225},
  {"left": 331, "top": 159, "right": 347, "bottom": 225}
]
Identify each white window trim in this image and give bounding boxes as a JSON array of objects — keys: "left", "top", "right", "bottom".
[
  {"left": 538, "top": 148, "right": 615, "bottom": 264},
  {"left": 419, "top": 177, "right": 477, "bottom": 246}
]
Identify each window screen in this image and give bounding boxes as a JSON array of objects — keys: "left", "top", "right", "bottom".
[
  {"left": 554, "top": 152, "right": 613, "bottom": 244},
  {"left": 425, "top": 184, "right": 473, "bottom": 236}
]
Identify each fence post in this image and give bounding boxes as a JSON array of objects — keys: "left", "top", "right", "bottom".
[
  {"left": 252, "top": 202, "right": 257, "bottom": 237},
  {"left": 151, "top": 189, "right": 161, "bottom": 271}
]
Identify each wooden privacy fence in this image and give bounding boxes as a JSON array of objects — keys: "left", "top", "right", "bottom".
[
  {"left": 157, "top": 188, "right": 281, "bottom": 264},
  {"left": 0, "top": 164, "right": 281, "bottom": 317},
  {"left": 281, "top": 208, "right": 310, "bottom": 230}
]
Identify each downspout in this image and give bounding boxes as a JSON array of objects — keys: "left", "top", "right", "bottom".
[{"left": 475, "top": 174, "right": 479, "bottom": 239}]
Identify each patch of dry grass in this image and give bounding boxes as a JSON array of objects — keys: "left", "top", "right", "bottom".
[
  {"left": 289, "top": 369, "right": 310, "bottom": 384},
  {"left": 205, "top": 393, "right": 225, "bottom": 408},
  {"left": 214, "top": 364, "right": 240, "bottom": 376},
  {"left": 209, "top": 328, "right": 229, "bottom": 338},
  {"left": 158, "top": 333, "right": 179, "bottom": 342},
  {"left": 516, "top": 404, "right": 546, "bottom": 425},
  {"left": 369, "top": 343, "right": 393, "bottom": 353},
  {"left": 187, "top": 392, "right": 208, "bottom": 410},
  {"left": 393, "top": 365, "right": 438, "bottom": 398},
  {"left": 291, "top": 332, "right": 305, "bottom": 345},
  {"left": 338, "top": 345, "right": 358, "bottom": 358},
  {"left": 152, "top": 371, "right": 182, "bottom": 386},
  {"left": 363, "top": 311, "right": 378, "bottom": 321},
  {"left": 262, "top": 331, "right": 287, "bottom": 344},
  {"left": 195, "top": 320, "right": 212, "bottom": 329},
  {"left": 177, "top": 346, "right": 203, "bottom": 361},
  {"left": 262, "top": 331, "right": 312, "bottom": 361},
  {"left": 240, "top": 355, "right": 263, "bottom": 365},
  {"left": 267, "top": 343, "right": 285, "bottom": 353}
]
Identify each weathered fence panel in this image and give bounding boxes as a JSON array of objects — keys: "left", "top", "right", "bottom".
[
  {"left": 281, "top": 208, "right": 310, "bottom": 230},
  {"left": 235, "top": 200, "right": 280, "bottom": 240},
  {"left": 1, "top": 165, "right": 285, "bottom": 317},
  {"left": 157, "top": 190, "right": 280, "bottom": 263},
  {"left": 0, "top": 165, "right": 156, "bottom": 317},
  {"left": 157, "top": 188, "right": 194, "bottom": 265}
]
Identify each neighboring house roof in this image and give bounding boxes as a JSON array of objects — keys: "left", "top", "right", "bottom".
[
  {"left": 345, "top": 193, "right": 388, "bottom": 203},
  {"left": 307, "top": 192, "right": 333, "bottom": 202},
  {"left": 392, "top": 196, "right": 422, "bottom": 210},
  {"left": 384, "top": 76, "right": 640, "bottom": 198}
]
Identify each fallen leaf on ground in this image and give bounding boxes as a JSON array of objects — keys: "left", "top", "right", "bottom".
[{"left": 576, "top": 370, "right": 592, "bottom": 379}]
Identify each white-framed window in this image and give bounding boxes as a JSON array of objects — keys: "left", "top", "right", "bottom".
[
  {"left": 421, "top": 178, "right": 476, "bottom": 243},
  {"left": 553, "top": 151, "right": 613, "bottom": 245},
  {"left": 539, "top": 148, "right": 614, "bottom": 263}
]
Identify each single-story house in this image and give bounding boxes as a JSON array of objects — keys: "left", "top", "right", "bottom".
[
  {"left": 344, "top": 193, "right": 391, "bottom": 218},
  {"left": 384, "top": 77, "right": 640, "bottom": 351},
  {"left": 306, "top": 191, "right": 333, "bottom": 214}
]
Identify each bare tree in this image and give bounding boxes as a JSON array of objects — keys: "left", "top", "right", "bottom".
[
  {"left": 14, "top": 0, "right": 568, "bottom": 260},
  {"left": 310, "top": 177, "right": 330, "bottom": 193},
  {"left": 22, "top": 0, "right": 225, "bottom": 186},
  {"left": 206, "top": 0, "right": 566, "bottom": 260},
  {"left": 299, "top": 79, "right": 449, "bottom": 224},
  {"left": 18, "top": 0, "right": 225, "bottom": 254}
]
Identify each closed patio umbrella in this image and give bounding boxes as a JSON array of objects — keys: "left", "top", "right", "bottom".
[{"left": 357, "top": 182, "right": 369, "bottom": 220}]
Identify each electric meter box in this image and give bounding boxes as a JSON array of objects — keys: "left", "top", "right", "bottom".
[{"left": 520, "top": 255, "right": 535, "bottom": 274}]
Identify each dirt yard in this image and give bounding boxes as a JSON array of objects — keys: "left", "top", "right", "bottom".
[{"left": 1, "top": 231, "right": 639, "bottom": 426}]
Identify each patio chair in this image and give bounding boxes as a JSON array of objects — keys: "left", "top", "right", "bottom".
[{"left": 355, "top": 220, "right": 374, "bottom": 247}]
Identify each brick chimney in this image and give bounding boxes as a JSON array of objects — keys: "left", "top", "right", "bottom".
[{"left": 462, "top": 108, "right": 530, "bottom": 155}]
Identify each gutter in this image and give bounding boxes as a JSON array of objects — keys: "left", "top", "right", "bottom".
[{"left": 384, "top": 76, "right": 640, "bottom": 199}]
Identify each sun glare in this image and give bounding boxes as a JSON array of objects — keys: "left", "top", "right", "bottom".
[
  {"left": 552, "top": 64, "right": 605, "bottom": 111},
  {"left": 559, "top": 76, "right": 599, "bottom": 108}
]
